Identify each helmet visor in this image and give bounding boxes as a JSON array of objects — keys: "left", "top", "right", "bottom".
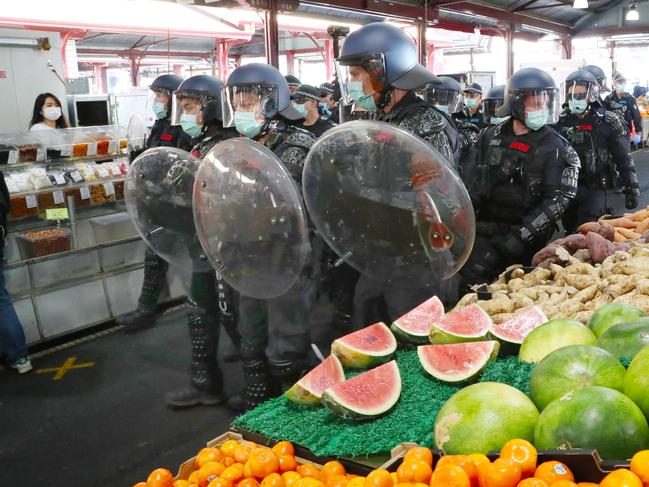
[
  {"left": 335, "top": 53, "right": 386, "bottom": 109},
  {"left": 221, "top": 84, "right": 279, "bottom": 128},
  {"left": 565, "top": 80, "right": 598, "bottom": 103},
  {"left": 483, "top": 98, "right": 505, "bottom": 119},
  {"left": 171, "top": 92, "right": 208, "bottom": 127},
  {"left": 509, "top": 88, "right": 560, "bottom": 125},
  {"left": 425, "top": 88, "right": 463, "bottom": 114}
]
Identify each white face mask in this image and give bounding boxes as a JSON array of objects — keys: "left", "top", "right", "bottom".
[{"left": 43, "top": 106, "right": 62, "bottom": 121}]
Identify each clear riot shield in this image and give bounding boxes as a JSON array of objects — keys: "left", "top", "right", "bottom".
[
  {"left": 127, "top": 113, "right": 148, "bottom": 163},
  {"left": 302, "top": 120, "right": 475, "bottom": 289},
  {"left": 125, "top": 147, "right": 212, "bottom": 273},
  {"left": 193, "top": 138, "right": 309, "bottom": 300}
]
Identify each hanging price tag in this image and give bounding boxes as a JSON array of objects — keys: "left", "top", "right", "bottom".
[
  {"left": 36, "top": 148, "right": 46, "bottom": 161},
  {"left": 108, "top": 140, "right": 119, "bottom": 154},
  {"left": 8, "top": 151, "right": 18, "bottom": 165},
  {"left": 53, "top": 190, "right": 65, "bottom": 205},
  {"left": 54, "top": 174, "right": 66, "bottom": 185},
  {"left": 103, "top": 182, "right": 115, "bottom": 196},
  {"left": 80, "top": 186, "right": 91, "bottom": 200},
  {"left": 26, "top": 195, "right": 37, "bottom": 208},
  {"left": 87, "top": 142, "right": 98, "bottom": 156},
  {"left": 61, "top": 145, "right": 72, "bottom": 157},
  {"left": 45, "top": 208, "right": 69, "bottom": 220}
]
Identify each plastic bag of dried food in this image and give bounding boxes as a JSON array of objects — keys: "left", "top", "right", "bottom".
[
  {"left": 75, "top": 163, "right": 98, "bottom": 182},
  {"left": 27, "top": 167, "right": 52, "bottom": 190},
  {"left": 47, "top": 169, "right": 68, "bottom": 187}
]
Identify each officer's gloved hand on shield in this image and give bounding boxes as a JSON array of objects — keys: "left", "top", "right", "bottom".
[
  {"left": 302, "top": 120, "right": 475, "bottom": 290},
  {"left": 127, "top": 113, "right": 147, "bottom": 163}
]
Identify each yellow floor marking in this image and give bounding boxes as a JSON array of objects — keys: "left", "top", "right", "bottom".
[{"left": 35, "top": 356, "right": 95, "bottom": 380}]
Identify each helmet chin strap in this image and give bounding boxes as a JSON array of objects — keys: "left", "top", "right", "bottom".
[
  {"left": 254, "top": 119, "right": 273, "bottom": 141},
  {"left": 376, "top": 88, "right": 392, "bottom": 110}
]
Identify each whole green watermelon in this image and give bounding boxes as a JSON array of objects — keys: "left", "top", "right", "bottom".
[
  {"left": 534, "top": 386, "right": 649, "bottom": 460},
  {"left": 530, "top": 345, "right": 626, "bottom": 411},
  {"left": 587, "top": 303, "right": 646, "bottom": 338},
  {"left": 624, "top": 344, "right": 649, "bottom": 421},
  {"left": 596, "top": 319, "right": 649, "bottom": 361}
]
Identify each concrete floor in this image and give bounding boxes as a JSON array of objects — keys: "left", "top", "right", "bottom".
[{"left": 2, "top": 148, "right": 649, "bottom": 487}]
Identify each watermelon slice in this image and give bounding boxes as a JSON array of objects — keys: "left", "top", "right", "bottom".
[
  {"left": 321, "top": 360, "right": 401, "bottom": 420},
  {"left": 331, "top": 322, "right": 397, "bottom": 369},
  {"left": 429, "top": 304, "right": 492, "bottom": 344},
  {"left": 285, "top": 355, "right": 345, "bottom": 406},
  {"left": 417, "top": 341, "right": 500, "bottom": 383},
  {"left": 391, "top": 296, "right": 444, "bottom": 344},
  {"left": 490, "top": 306, "right": 548, "bottom": 354}
]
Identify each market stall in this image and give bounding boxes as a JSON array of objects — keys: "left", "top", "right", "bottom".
[{"left": 0, "top": 125, "right": 185, "bottom": 345}]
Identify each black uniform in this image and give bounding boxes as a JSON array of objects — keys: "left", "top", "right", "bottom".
[
  {"left": 352, "top": 91, "right": 461, "bottom": 329},
  {"left": 555, "top": 107, "right": 638, "bottom": 232},
  {"left": 605, "top": 92, "right": 642, "bottom": 134},
  {"left": 298, "top": 116, "right": 336, "bottom": 138},
  {"left": 121, "top": 117, "right": 193, "bottom": 331},
  {"left": 454, "top": 107, "right": 488, "bottom": 129},
  {"left": 461, "top": 120, "right": 580, "bottom": 287},
  {"left": 235, "top": 122, "right": 319, "bottom": 406}
]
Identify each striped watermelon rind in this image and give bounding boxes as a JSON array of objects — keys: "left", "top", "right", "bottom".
[
  {"left": 417, "top": 341, "right": 500, "bottom": 383},
  {"left": 429, "top": 304, "right": 493, "bottom": 344},
  {"left": 331, "top": 322, "right": 397, "bottom": 369},
  {"left": 391, "top": 296, "right": 444, "bottom": 344},
  {"left": 285, "top": 355, "right": 345, "bottom": 406}
]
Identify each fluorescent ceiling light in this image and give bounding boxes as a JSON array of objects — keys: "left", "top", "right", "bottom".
[
  {"left": 627, "top": 4, "right": 640, "bottom": 21},
  {"left": 573, "top": 0, "right": 588, "bottom": 9}
]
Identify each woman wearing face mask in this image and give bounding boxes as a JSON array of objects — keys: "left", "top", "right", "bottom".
[
  {"left": 29, "top": 93, "right": 69, "bottom": 131},
  {"left": 292, "top": 84, "right": 336, "bottom": 138},
  {"left": 460, "top": 67, "right": 581, "bottom": 289}
]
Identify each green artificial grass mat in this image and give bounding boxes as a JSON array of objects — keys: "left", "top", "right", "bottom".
[{"left": 233, "top": 350, "right": 535, "bottom": 458}]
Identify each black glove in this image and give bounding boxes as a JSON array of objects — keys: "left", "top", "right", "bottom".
[
  {"left": 494, "top": 234, "right": 527, "bottom": 263},
  {"left": 460, "top": 236, "right": 503, "bottom": 287},
  {"left": 625, "top": 191, "right": 639, "bottom": 210}
]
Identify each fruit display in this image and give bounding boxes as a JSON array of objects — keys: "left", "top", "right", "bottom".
[
  {"left": 285, "top": 355, "right": 345, "bottom": 406},
  {"left": 321, "top": 361, "right": 402, "bottom": 420},
  {"left": 391, "top": 295, "right": 444, "bottom": 344},
  {"left": 331, "top": 322, "right": 397, "bottom": 369},
  {"left": 464, "top": 243, "right": 649, "bottom": 324},
  {"left": 417, "top": 341, "right": 499, "bottom": 382},
  {"left": 488, "top": 307, "right": 547, "bottom": 352},
  {"left": 529, "top": 345, "right": 626, "bottom": 411},
  {"left": 624, "top": 344, "right": 649, "bottom": 420},
  {"left": 433, "top": 383, "right": 540, "bottom": 455},
  {"left": 518, "top": 319, "right": 596, "bottom": 364},
  {"left": 587, "top": 303, "right": 647, "bottom": 337}
]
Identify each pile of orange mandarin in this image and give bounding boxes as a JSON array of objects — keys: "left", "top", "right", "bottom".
[{"left": 133, "top": 438, "right": 649, "bottom": 487}]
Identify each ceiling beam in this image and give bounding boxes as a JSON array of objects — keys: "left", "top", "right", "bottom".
[{"left": 439, "top": 2, "right": 571, "bottom": 35}]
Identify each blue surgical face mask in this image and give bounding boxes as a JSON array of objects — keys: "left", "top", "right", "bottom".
[
  {"left": 435, "top": 104, "right": 449, "bottom": 114},
  {"left": 348, "top": 80, "right": 377, "bottom": 112},
  {"left": 569, "top": 99, "right": 588, "bottom": 114},
  {"left": 180, "top": 113, "right": 202, "bottom": 138},
  {"left": 152, "top": 101, "right": 167, "bottom": 119},
  {"left": 465, "top": 98, "right": 480, "bottom": 110},
  {"left": 293, "top": 102, "right": 309, "bottom": 118},
  {"left": 525, "top": 109, "right": 549, "bottom": 130},
  {"left": 319, "top": 103, "right": 330, "bottom": 113},
  {"left": 490, "top": 116, "right": 508, "bottom": 125},
  {"left": 234, "top": 111, "right": 263, "bottom": 139},
  {"left": 616, "top": 83, "right": 626, "bottom": 93}
]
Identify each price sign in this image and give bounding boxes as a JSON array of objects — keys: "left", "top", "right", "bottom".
[
  {"left": 103, "top": 182, "right": 115, "bottom": 196},
  {"left": 70, "top": 171, "right": 83, "bottom": 183},
  {"left": 8, "top": 151, "right": 18, "bottom": 165},
  {"left": 26, "top": 195, "right": 37, "bottom": 208},
  {"left": 36, "top": 148, "right": 46, "bottom": 161},
  {"left": 87, "top": 142, "right": 98, "bottom": 156},
  {"left": 80, "top": 186, "right": 90, "bottom": 200},
  {"left": 45, "top": 208, "right": 69, "bottom": 220},
  {"left": 53, "top": 190, "right": 65, "bottom": 205}
]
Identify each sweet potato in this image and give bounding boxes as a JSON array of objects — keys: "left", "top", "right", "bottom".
[
  {"left": 571, "top": 248, "right": 592, "bottom": 263},
  {"left": 586, "top": 231, "right": 617, "bottom": 264},
  {"left": 614, "top": 231, "right": 626, "bottom": 243},
  {"left": 559, "top": 233, "right": 589, "bottom": 252},
  {"left": 635, "top": 219, "right": 649, "bottom": 235},
  {"left": 630, "top": 209, "right": 649, "bottom": 222},
  {"left": 532, "top": 244, "right": 571, "bottom": 267},
  {"left": 597, "top": 223, "right": 616, "bottom": 242},
  {"left": 601, "top": 217, "right": 637, "bottom": 229},
  {"left": 578, "top": 221, "right": 601, "bottom": 234},
  {"left": 617, "top": 227, "right": 641, "bottom": 240}
]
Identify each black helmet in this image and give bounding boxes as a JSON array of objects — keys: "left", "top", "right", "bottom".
[
  {"left": 285, "top": 75, "right": 301, "bottom": 88},
  {"left": 150, "top": 74, "right": 183, "bottom": 94},
  {"left": 498, "top": 67, "right": 559, "bottom": 125},
  {"left": 483, "top": 84, "right": 506, "bottom": 121},
  {"left": 223, "top": 63, "right": 302, "bottom": 123},
  {"left": 565, "top": 69, "right": 599, "bottom": 103},
  {"left": 425, "top": 76, "right": 463, "bottom": 113},
  {"left": 338, "top": 22, "right": 438, "bottom": 91},
  {"left": 583, "top": 65, "right": 607, "bottom": 89},
  {"left": 175, "top": 75, "right": 224, "bottom": 123}
]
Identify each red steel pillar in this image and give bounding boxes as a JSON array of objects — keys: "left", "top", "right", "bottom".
[{"left": 264, "top": 0, "right": 280, "bottom": 68}]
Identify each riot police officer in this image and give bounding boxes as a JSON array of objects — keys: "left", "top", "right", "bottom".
[
  {"left": 319, "top": 82, "right": 339, "bottom": 123},
  {"left": 424, "top": 76, "right": 478, "bottom": 163},
  {"left": 482, "top": 85, "right": 508, "bottom": 126},
  {"left": 165, "top": 75, "right": 241, "bottom": 408},
  {"left": 556, "top": 69, "right": 639, "bottom": 232},
  {"left": 457, "top": 83, "right": 487, "bottom": 129},
  {"left": 605, "top": 73, "right": 643, "bottom": 141},
  {"left": 117, "top": 74, "right": 192, "bottom": 333},
  {"left": 335, "top": 22, "right": 462, "bottom": 327},
  {"left": 285, "top": 75, "right": 301, "bottom": 95},
  {"left": 583, "top": 65, "right": 609, "bottom": 99},
  {"left": 461, "top": 67, "right": 580, "bottom": 288},
  {"left": 220, "top": 63, "right": 318, "bottom": 411},
  {"left": 292, "top": 84, "right": 337, "bottom": 138}
]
